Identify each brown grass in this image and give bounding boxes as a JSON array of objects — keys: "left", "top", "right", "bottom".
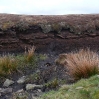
[
  {"left": 65, "top": 49, "right": 99, "bottom": 80},
  {"left": 24, "top": 46, "right": 36, "bottom": 63},
  {"left": 0, "top": 55, "right": 17, "bottom": 76}
]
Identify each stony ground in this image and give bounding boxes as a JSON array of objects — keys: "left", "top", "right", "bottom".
[{"left": 0, "top": 53, "right": 74, "bottom": 99}]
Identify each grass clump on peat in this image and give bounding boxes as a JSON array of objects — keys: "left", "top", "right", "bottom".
[
  {"left": 24, "top": 46, "right": 36, "bottom": 64},
  {"left": 65, "top": 49, "right": 99, "bottom": 80},
  {"left": 0, "top": 55, "right": 18, "bottom": 76},
  {"left": 0, "top": 46, "right": 37, "bottom": 77},
  {"left": 56, "top": 49, "right": 99, "bottom": 80}
]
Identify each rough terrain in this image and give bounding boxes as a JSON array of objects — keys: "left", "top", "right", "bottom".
[
  {"left": 0, "top": 14, "right": 99, "bottom": 99},
  {"left": 0, "top": 14, "right": 99, "bottom": 53}
]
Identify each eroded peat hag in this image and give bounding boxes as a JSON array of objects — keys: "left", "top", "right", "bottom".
[
  {"left": 0, "top": 14, "right": 99, "bottom": 53},
  {"left": 0, "top": 14, "right": 99, "bottom": 99}
]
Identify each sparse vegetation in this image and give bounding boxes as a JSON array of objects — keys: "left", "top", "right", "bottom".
[
  {"left": 44, "top": 78, "right": 59, "bottom": 89},
  {"left": 0, "top": 55, "right": 18, "bottom": 76},
  {"left": 0, "top": 46, "right": 48, "bottom": 77},
  {"left": 40, "top": 75, "right": 99, "bottom": 99},
  {"left": 0, "top": 46, "right": 35, "bottom": 77},
  {"left": 24, "top": 46, "right": 36, "bottom": 64}
]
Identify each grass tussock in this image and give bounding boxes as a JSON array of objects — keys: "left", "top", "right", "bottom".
[
  {"left": 0, "top": 55, "right": 17, "bottom": 76},
  {"left": 0, "top": 46, "right": 37, "bottom": 77},
  {"left": 24, "top": 46, "right": 36, "bottom": 63},
  {"left": 65, "top": 49, "right": 99, "bottom": 80}
]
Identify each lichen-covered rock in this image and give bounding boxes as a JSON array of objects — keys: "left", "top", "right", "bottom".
[
  {"left": 17, "top": 76, "right": 27, "bottom": 84},
  {"left": 26, "top": 84, "right": 43, "bottom": 90},
  {"left": 11, "top": 90, "right": 30, "bottom": 99},
  {"left": 3, "top": 79, "right": 14, "bottom": 87},
  {"left": 0, "top": 88, "right": 13, "bottom": 94}
]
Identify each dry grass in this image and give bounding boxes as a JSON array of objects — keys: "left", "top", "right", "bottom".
[
  {"left": 0, "top": 46, "right": 36, "bottom": 77},
  {"left": 0, "top": 55, "right": 17, "bottom": 76},
  {"left": 55, "top": 53, "right": 67, "bottom": 65},
  {"left": 24, "top": 46, "right": 36, "bottom": 63},
  {"left": 65, "top": 49, "right": 99, "bottom": 80}
]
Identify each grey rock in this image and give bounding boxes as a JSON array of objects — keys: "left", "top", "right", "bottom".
[
  {"left": 3, "top": 79, "right": 14, "bottom": 87},
  {"left": 11, "top": 90, "right": 30, "bottom": 99},
  {"left": 26, "top": 84, "right": 43, "bottom": 90},
  {"left": 16, "top": 89, "right": 24, "bottom": 93},
  {"left": 97, "top": 75, "right": 99, "bottom": 78},
  {"left": 0, "top": 88, "right": 13, "bottom": 94},
  {"left": 31, "top": 94, "right": 38, "bottom": 99},
  {"left": 75, "top": 86, "right": 83, "bottom": 90},
  {"left": 17, "top": 76, "right": 26, "bottom": 84}
]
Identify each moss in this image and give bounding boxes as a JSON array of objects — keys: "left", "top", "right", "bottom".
[
  {"left": 44, "top": 78, "right": 59, "bottom": 89},
  {"left": 15, "top": 21, "right": 29, "bottom": 31},
  {"left": 39, "top": 23, "right": 52, "bottom": 33},
  {"left": 25, "top": 72, "right": 41, "bottom": 83},
  {"left": 39, "top": 75, "right": 99, "bottom": 99},
  {"left": 1, "top": 21, "right": 14, "bottom": 30},
  {"left": 52, "top": 23, "right": 62, "bottom": 33},
  {"left": 11, "top": 91, "right": 30, "bottom": 99},
  {"left": 94, "top": 19, "right": 99, "bottom": 30},
  {"left": 85, "top": 21, "right": 96, "bottom": 33}
]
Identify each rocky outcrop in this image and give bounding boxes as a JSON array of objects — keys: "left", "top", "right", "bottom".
[{"left": 0, "top": 14, "right": 99, "bottom": 53}]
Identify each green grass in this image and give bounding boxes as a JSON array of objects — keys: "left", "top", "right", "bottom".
[
  {"left": 39, "top": 75, "right": 99, "bottom": 99},
  {"left": 0, "top": 55, "right": 18, "bottom": 76},
  {"left": 0, "top": 46, "right": 34, "bottom": 77},
  {"left": 0, "top": 46, "right": 47, "bottom": 77}
]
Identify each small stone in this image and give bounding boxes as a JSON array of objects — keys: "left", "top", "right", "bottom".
[
  {"left": 11, "top": 90, "right": 30, "bottom": 99},
  {"left": 37, "top": 89, "right": 42, "bottom": 93},
  {"left": 26, "top": 84, "right": 43, "bottom": 90},
  {"left": 16, "top": 89, "right": 24, "bottom": 93},
  {"left": 75, "top": 87, "right": 83, "bottom": 90},
  {"left": 17, "top": 76, "right": 26, "bottom": 84},
  {"left": 32, "top": 95, "right": 38, "bottom": 99},
  {"left": 1, "top": 88, "right": 13, "bottom": 94},
  {"left": 3, "top": 79, "right": 14, "bottom": 87},
  {"left": 97, "top": 75, "right": 99, "bottom": 78}
]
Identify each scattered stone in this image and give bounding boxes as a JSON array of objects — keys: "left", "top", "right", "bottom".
[
  {"left": 0, "top": 88, "right": 13, "bottom": 94},
  {"left": 11, "top": 90, "right": 30, "bottom": 99},
  {"left": 32, "top": 94, "right": 38, "bottom": 99},
  {"left": 75, "top": 87, "right": 83, "bottom": 90},
  {"left": 17, "top": 76, "right": 26, "bottom": 84},
  {"left": 3, "top": 79, "right": 14, "bottom": 87},
  {"left": 97, "top": 75, "right": 99, "bottom": 78},
  {"left": 16, "top": 89, "right": 24, "bottom": 93},
  {"left": 26, "top": 84, "right": 43, "bottom": 90}
]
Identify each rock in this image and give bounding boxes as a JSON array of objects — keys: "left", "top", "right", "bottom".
[
  {"left": 17, "top": 76, "right": 26, "bottom": 84},
  {"left": 26, "top": 84, "right": 43, "bottom": 90},
  {"left": 97, "top": 75, "right": 99, "bottom": 78},
  {"left": 11, "top": 90, "right": 30, "bottom": 99},
  {"left": 16, "top": 89, "right": 24, "bottom": 93},
  {"left": 0, "top": 88, "right": 13, "bottom": 94},
  {"left": 3, "top": 79, "right": 14, "bottom": 87},
  {"left": 31, "top": 95, "right": 38, "bottom": 99},
  {"left": 75, "top": 87, "right": 83, "bottom": 90}
]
